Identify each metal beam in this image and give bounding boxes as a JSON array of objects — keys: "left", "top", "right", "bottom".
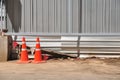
[
  {"left": 15, "top": 40, "right": 120, "bottom": 42},
  {"left": 5, "top": 32, "right": 120, "bottom": 36},
  {"left": 77, "top": 36, "right": 80, "bottom": 57},
  {"left": 0, "top": 0, "right": 3, "bottom": 31},
  {"left": 68, "top": 0, "right": 72, "bottom": 33}
]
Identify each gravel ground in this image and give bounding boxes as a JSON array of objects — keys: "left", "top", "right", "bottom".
[{"left": 0, "top": 58, "right": 120, "bottom": 80}]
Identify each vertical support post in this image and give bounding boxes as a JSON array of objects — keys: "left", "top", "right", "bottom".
[
  {"left": 0, "top": 0, "right": 3, "bottom": 31},
  {"left": 68, "top": 0, "right": 72, "bottom": 33},
  {"left": 3, "top": 0, "right": 6, "bottom": 29},
  {"left": 77, "top": 0, "right": 82, "bottom": 58},
  {"left": 77, "top": 36, "right": 80, "bottom": 57}
]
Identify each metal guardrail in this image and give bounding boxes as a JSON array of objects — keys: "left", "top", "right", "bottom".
[
  {"left": 5, "top": 33, "right": 120, "bottom": 36},
  {"left": 5, "top": 33, "right": 120, "bottom": 57}
]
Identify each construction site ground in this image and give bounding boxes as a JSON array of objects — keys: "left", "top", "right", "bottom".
[{"left": 0, "top": 58, "right": 120, "bottom": 80}]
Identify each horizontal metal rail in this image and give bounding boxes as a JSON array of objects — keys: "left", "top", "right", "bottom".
[
  {"left": 6, "top": 32, "right": 120, "bottom": 57},
  {"left": 5, "top": 32, "right": 120, "bottom": 36},
  {"left": 40, "top": 46, "right": 120, "bottom": 48},
  {"left": 16, "top": 40, "right": 120, "bottom": 42}
]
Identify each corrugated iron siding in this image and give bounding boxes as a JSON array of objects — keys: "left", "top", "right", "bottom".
[
  {"left": 82, "top": 0, "right": 120, "bottom": 33},
  {"left": 6, "top": 0, "right": 120, "bottom": 33},
  {"left": 6, "top": 0, "right": 80, "bottom": 33}
]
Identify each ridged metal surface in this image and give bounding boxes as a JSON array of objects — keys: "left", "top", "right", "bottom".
[
  {"left": 6, "top": 0, "right": 80, "bottom": 33},
  {"left": 6, "top": 0, "right": 120, "bottom": 33},
  {"left": 82, "top": 0, "right": 120, "bottom": 33},
  {"left": 13, "top": 36, "right": 120, "bottom": 57},
  {"left": 5, "top": 0, "right": 120, "bottom": 57}
]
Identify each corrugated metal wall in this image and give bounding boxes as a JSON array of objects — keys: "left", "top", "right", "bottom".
[
  {"left": 6, "top": 0, "right": 120, "bottom": 33},
  {"left": 5, "top": 0, "right": 120, "bottom": 57},
  {"left": 6, "top": 0, "right": 80, "bottom": 33},
  {"left": 82, "top": 0, "right": 120, "bottom": 33}
]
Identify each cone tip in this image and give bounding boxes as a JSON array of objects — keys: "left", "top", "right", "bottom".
[
  {"left": 36, "top": 37, "right": 40, "bottom": 42},
  {"left": 22, "top": 37, "right": 26, "bottom": 42}
]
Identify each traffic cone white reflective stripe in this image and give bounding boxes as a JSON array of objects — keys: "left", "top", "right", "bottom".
[
  {"left": 21, "top": 48, "right": 27, "bottom": 51},
  {"left": 22, "top": 42, "right": 26, "bottom": 44},
  {"left": 36, "top": 48, "right": 40, "bottom": 51},
  {"left": 18, "top": 37, "right": 30, "bottom": 64},
  {"left": 32, "top": 37, "right": 46, "bottom": 63},
  {"left": 36, "top": 42, "right": 39, "bottom": 44}
]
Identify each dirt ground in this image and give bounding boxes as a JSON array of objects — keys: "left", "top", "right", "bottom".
[{"left": 0, "top": 58, "right": 120, "bottom": 80}]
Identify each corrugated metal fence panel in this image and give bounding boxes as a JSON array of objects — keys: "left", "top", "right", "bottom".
[
  {"left": 82, "top": 0, "right": 120, "bottom": 33},
  {"left": 6, "top": 0, "right": 80, "bottom": 33}
]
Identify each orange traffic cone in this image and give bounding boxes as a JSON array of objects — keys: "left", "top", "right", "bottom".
[
  {"left": 18, "top": 37, "right": 30, "bottom": 63},
  {"left": 32, "top": 37, "right": 45, "bottom": 63}
]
